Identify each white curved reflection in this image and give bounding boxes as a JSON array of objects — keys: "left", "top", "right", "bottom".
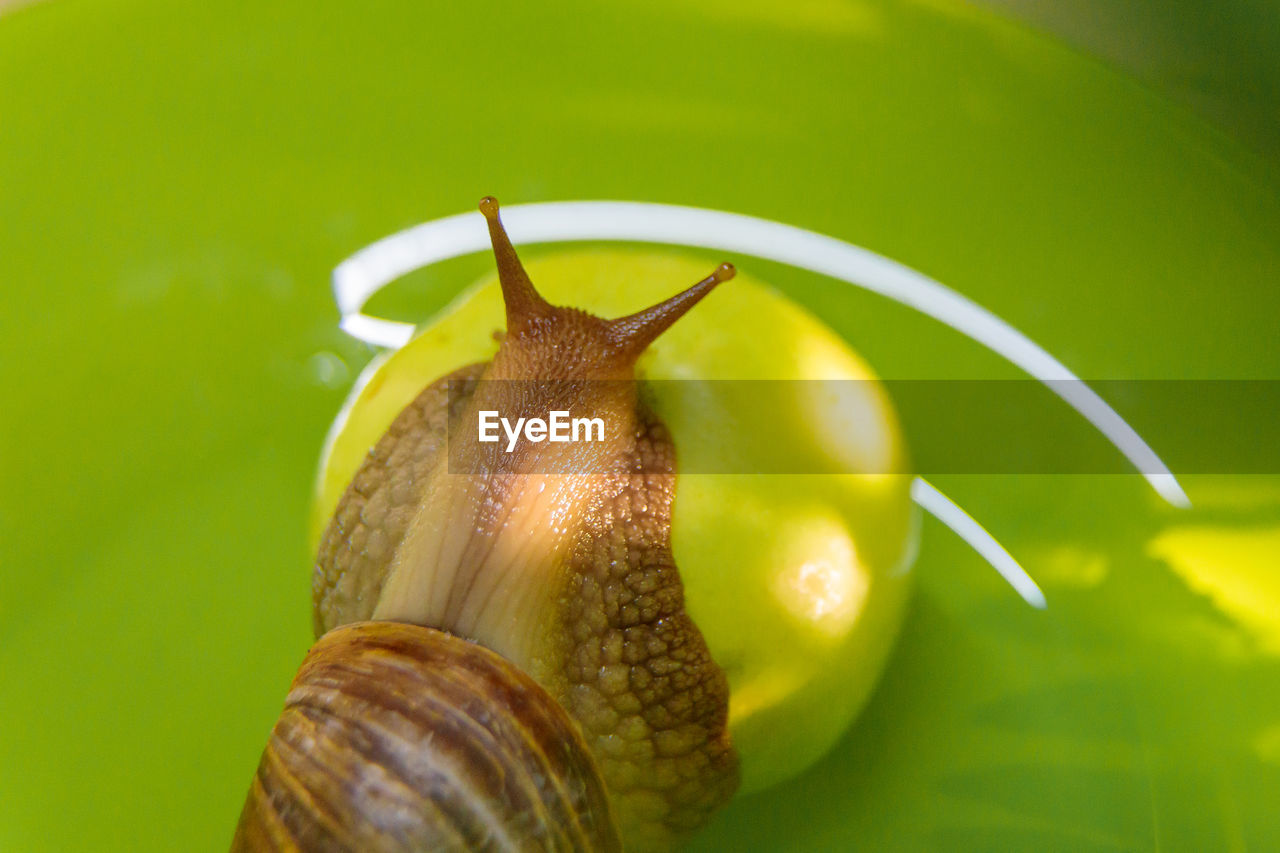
[
  {"left": 332, "top": 200, "right": 1188, "bottom": 508},
  {"left": 912, "top": 477, "right": 1047, "bottom": 609}
]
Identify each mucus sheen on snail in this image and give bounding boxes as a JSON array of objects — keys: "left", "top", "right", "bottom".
[{"left": 234, "top": 197, "right": 739, "bottom": 852}]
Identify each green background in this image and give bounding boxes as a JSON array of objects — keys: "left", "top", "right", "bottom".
[{"left": 2, "top": 0, "right": 1278, "bottom": 850}]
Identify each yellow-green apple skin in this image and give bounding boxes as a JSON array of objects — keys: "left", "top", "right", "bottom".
[{"left": 312, "top": 249, "right": 917, "bottom": 794}]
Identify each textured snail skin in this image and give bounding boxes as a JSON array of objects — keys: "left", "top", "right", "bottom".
[
  {"left": 232, "top": 622, "right": 621, "bottom": 852},
  {"left": 309, "top": 199, "right": 738, "bottom": 850}
]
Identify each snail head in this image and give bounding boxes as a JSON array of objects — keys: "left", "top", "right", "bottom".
[{"left": 478, "top": 196, "right": 735, "bottom": 381}]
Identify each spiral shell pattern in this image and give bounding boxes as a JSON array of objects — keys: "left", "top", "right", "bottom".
[{"left": 232, "top": 622, "right": 621, "bottom": 852}]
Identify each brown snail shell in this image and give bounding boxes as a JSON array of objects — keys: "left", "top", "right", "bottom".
[{"left": 232, "top": 621, "right": 621, "bottom": 852}]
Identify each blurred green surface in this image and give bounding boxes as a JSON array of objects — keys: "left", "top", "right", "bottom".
[
  {"left": 1, "top": 0, "right": 1278, "bottom": 850},
  {"left": 972, "top": 0, "right": 1280, "bottom": 163}
]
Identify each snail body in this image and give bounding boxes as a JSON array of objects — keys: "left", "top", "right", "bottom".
[{"left": 238, "top": 199, "right": 743, "bottom": 851}]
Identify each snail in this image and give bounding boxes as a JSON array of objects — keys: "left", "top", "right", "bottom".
[
  {"left": 234, "top": 198, "right": 744, "bottom": 851},
  {"left": 234, "top": 189, "right": 1195, "bottom": 850}
]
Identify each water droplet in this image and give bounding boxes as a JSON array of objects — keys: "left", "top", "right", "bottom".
[{"left": 307, "top": 351, "right": 350, "bottom": 388}]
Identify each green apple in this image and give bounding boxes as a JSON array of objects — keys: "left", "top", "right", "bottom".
[{"left": 312, "top": 249, "right": 917, "bottom": 794}]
